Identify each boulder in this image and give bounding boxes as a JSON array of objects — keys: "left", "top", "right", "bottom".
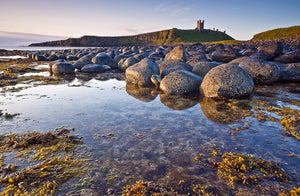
[
  {"left": 211, "top": 46, "right": 239, "bottom": 63},
  {"left": 119, "top": 57, "right": 140, "bottom": 70},
  {"left": 239, "top": 58, "right": 280, "bottom": 84},
  {"left": 278, "top": 70, "right": 300, "bottom": 83},
  {"left": 274, "top": 50, "right": 300, "bottom": 63},
  {"left": 257, "top": 41, "right": 284, "bottom": 60},
  {"left": 149, "top": 51, "right": 165, "bottom": 59},
  {"left": 73, "top": 57, "right": 92, "bottom": 70},
  {"left": 66, "top": 55, "right": 78, "bottom": 61},
  {"left": 48, "top": 54, "right": 59, "bottom": 61},
  {"left": 161, "top": 64, "right": 193, "bottom": 78},
  {"left": 165, "top": 45, "right": 187, "bottom": 61},
  {"left": 200, "top": 63, "right": 254, "bottom": 98},
  {"left": 35, "top": 55, "right": 47, "bottom": 61},
  {"left": 58, "top": 54, "right": 67, "bottom": 59},
  {"left": 241, "top": 48, "right": 256, "bottom": 56},
  {"left": 51, "top": 62, "right": 75, "bottom": 74},
  {"left": 284, "top": 63, "right": 300, "bottom": 72},
  {"left": 192, "top": 61, "right": 221, "bottom": 78},
  {"left": 125, "top": 58, "right": 159, "bottom": 87},
  {"left": 160, "top": 70, "right": 203, "bottom": 95},
  {"left": 81, "top": 63, "right": 111, "bottom": 73},
  {"left": 92, "top": 53, "right": 114, "bottom": 68},
  {"left": 229, "top": 56, "right": 251, "bottom": 65},
  {"left": 158, "top": 60, "right": 190, "bottom": 76}
]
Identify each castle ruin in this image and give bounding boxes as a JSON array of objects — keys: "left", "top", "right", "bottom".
[{"left": 197, "top": 20, "right": 204, "bottom": 31}]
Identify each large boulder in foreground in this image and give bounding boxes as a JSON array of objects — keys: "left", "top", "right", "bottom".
[
  {"left": 125, "top": 58, "right": 159, "bottom": 87},
  {"left": 239, "top": 58, "right": 280, "bottom": 84},
  {"left": 51, "top": 62, "right": 75, "bottom": 74},
  {"left": 160, "top": 70, "right": 203, "bottom": 95},
  {"left": 165, "top": 45, "right": 187, "bottom": 61},
  {"left": 200, "top": 63, "right": 254, "bottom": 98}
]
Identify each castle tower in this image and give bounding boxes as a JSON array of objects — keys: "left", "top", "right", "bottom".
[{"left": 197, "top": 20, "right": 204, "bottom": 31}]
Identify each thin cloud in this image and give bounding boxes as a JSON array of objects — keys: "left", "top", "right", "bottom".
[
  {"left": 119, "top": 28, "right": 140, "bottom": 35},
  {"left": 154, "top": 3, "right": 191, "bottom": 17}
]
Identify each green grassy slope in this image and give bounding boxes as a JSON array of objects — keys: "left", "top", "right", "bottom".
[
  {"left": 252, "top": 26, "right": 300, "bottom": 40},
  {"left": 29, "top": 28, "right": 235, "bottom": 47},
  {"left": 175, "top": 29, "right": 234, "bottom": 43}
]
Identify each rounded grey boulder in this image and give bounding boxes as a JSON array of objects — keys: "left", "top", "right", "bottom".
[
  {"left": 81, "top": 63, "right": 111, "bottom": 73},
  {"left": 239, "top": 58, "right": 280, "bottom": 84},
  {"left": 48, "top": 54, "right": 59, "bottom": 61},
  {"left": 200, "top": 63, "right": 254, "bottom": 98},
  {"left": 51, "top": 62, "right": 75, "bottom": 74},
  {"left": 165, "top": 45, "right": 187, "bottom": 61},
  {"left": 211, "top": 47, "right": 238, "bottom": 63},
  {"left": 192, "top": 61, "right": 221, "bottom": 78},
  {"left": 119, "top": 57, "right": 140, "bottom": 70},
  {"left": 161, "top": 64, "right": 193, "bottom": 78},
  {"left": 92, "top": 53, "right": 114, "bottom": 68},
  {"left": 73, "top": 57, "right": 92, "bottom": 70},
  {"left": 160, "top": 70, "right": 203, "bottom": 95},
  {"left": 125, "top": 58, "right": 159, "bottom": 87},
  {"left": 158, "top": 60, "right": 190, "bottom": 76}
]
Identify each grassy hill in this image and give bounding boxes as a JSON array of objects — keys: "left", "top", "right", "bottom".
[
  {"left": 29, "top": 28, "right": 234, "bottom": 47},
  {"left": 252, "top": 26, "right": 300, "bottom": 40}
]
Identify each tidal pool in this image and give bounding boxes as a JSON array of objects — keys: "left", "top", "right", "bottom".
[{"left": 0, "top": 67, "right": 299, "bottom": 195}]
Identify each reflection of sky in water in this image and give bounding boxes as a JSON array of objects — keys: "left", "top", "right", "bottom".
[{"left": 0, "top": 78, "right": 299, "bottom": 193}]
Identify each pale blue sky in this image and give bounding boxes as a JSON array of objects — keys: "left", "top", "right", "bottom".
[{"left": 0, "top": 0, "right": 299, "bottom": 45}]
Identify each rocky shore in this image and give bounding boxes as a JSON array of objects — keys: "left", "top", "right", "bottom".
[{"left": 1, "top": 38, "right": 299, "bottom": 99}]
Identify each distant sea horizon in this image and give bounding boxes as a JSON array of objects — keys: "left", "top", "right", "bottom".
[{"left": 0, "top": 45, "right": 100, "bottom": 51}]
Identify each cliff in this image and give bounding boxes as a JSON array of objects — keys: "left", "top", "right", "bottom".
[{"left": 29, "top": 28, "right": 234, "bottom": 47}]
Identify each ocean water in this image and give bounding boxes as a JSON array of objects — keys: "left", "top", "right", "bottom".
[{"left": 0, "top": 58, "right": 299, "bottom": 195}]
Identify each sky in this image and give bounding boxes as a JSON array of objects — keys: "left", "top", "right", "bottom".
[{"left": 0, "top": 0, "right": 299, "bottom": 46}]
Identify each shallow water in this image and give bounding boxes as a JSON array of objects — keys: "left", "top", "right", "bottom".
[{"left": 0, "top": 67, "right": 299, "bottom": 195}]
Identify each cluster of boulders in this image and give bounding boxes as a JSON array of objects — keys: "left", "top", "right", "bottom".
[{"left": 23, "top": 39, "right": 300, "bottom": 99}]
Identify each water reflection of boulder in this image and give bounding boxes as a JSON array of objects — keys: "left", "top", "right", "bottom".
[
  {"left": 75, "top": 72, "right": 94, "bottom": 82},
  {"left": 126, "top": 82, "right": 159, "bottom": 102},
  {"left": 160, "top": 94, "right": 199, "bottom": 110},
  {"left": 200, "top": 97, "right": 251, "bottom": 125},
  {"left": 51, "top": 73, "right": 76, "bottom": 82}
]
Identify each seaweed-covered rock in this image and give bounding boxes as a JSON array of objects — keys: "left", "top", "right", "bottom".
[
  {"left": 51, "top": 62, "right": 75, "bottom": 74},
  {"left": 200, "top": 63, "right": 254, "bottom": 98},
  {"left": 81, "top": 63, "right": 111, "bottom": 73},
  {"left": 192, "top": 61, "right": 221, "bottom": 77},
  {"left": 239, "top": 58, "right": 280, "bottom": 84},
  {"left": 160, "top": 70, "right": 202, "bottom": 95},
  {"left": 125, "top": 58, "right": 159, "bottom": 87},
  {"left": 165, "top": 45, "right": 187, "bottom": 61}
]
